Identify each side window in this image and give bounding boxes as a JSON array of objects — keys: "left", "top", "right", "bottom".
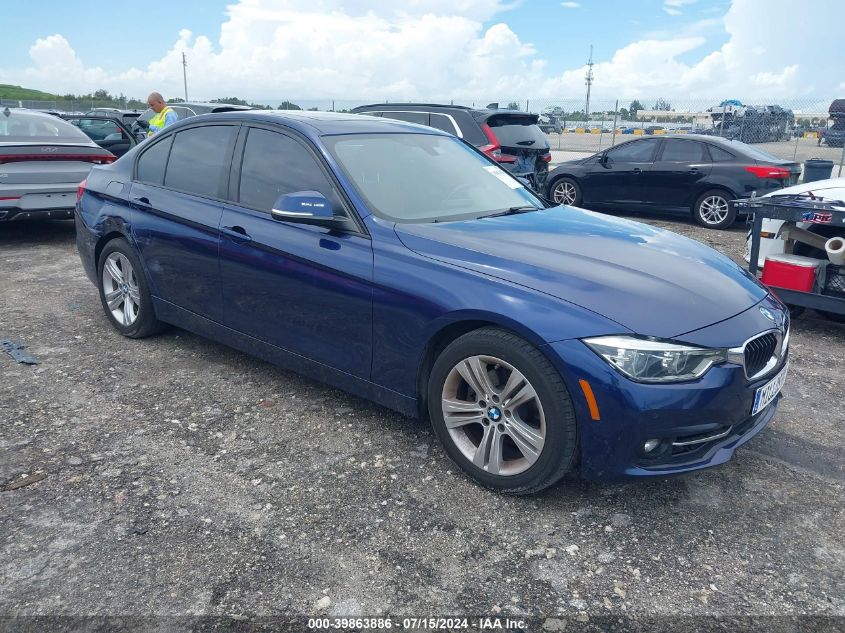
[
  {"left": 164, "top": 125, "right": 236, "bottom": 198},
  {"left": 381, "top": 111, "right": 429, "bottom": 125},
  {"left": 660, "top": 139, "right": 707, "bottom": 162},
  {"left": 238, "top": 128, "right": 343, "bottom": 214},
  {"left": 136, "top": 135, "right": 173, "bottom": 186},
  {"left": 606, "top": 139, "right": 658, "bottom": 163},
  {"left": 707, "top": 145, "right": 735, "bottom": 162},
  {"left": 429, "top": 113, "right": 459, "bottom": 136}
]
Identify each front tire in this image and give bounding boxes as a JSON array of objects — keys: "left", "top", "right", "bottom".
[
  {"left": 97, "top": 239, "right": 164, "bottom": 338},
  {"left": 693, "top": 189, "right": 736, "bottom": 229},
  {"left": 549, "top": 177, "right": 582, "bottom": 207},
  {"left": 427, "top": 327, "right": 578, "bottom": 494}
]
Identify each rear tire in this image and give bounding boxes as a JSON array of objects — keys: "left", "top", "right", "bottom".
[
  {"left": 427, "top": 327, "right": 578, "bottom": 495},
  {"left": 97, "top": 238, "right": 165, "bottom": 338},
  {"left": 693, "top": 189, "right": 736, "bottom": 229}
]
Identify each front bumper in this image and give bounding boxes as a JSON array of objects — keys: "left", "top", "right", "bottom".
[{"left": 546, "top": 299, "right": 789, "bottom": 481}]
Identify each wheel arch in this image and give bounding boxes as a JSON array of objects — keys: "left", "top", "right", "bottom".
[
  {"left": 414, "top": 313, "right": 555, "bottom": 420},
  {"left": 545, "top": 172, "right": 580, "bottom": 198}
]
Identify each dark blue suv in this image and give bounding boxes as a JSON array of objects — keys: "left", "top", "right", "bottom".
[{"left": 76, "top": 111, "right": 789, "bottom": 494}]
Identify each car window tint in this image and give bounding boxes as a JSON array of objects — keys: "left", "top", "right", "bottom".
[
  {"left": 429, "top": 113, "right": 458, "bottom": 135},
  {"left": 164, "top": 126, "right": 235, "bottom": 198},
  {"left": 136, "top": 135, "right": 173, "bottom": 186},
  {"left": 707, "top": 145, "right": 735, "bottom": 162},
  {"left": 607, "top": 139, "right": 658, "bottom": 162},
  {"left": 381, "top": 111, "right": 429, "bottom": 125},
  {"left": 238, "top": 128, "right": 342, "bottom": 213},
  {"left": 660, "top": 139, "right": 706, "bottom": 162}
]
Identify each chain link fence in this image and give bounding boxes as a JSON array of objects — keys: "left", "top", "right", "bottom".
[{"left": 5, "top": 95, "right": 843, "bottom": 173}]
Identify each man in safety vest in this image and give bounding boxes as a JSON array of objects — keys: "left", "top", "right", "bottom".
[{"left": 146, "top": 92, "right": 178, "bottom": 136}]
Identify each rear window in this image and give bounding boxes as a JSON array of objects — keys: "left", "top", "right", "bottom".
[
  {"left": 706, "top": 145, "right": 735, "bottom": 162},
  {"left": 486, "top": 115, "right": 548, "bottom": 149},
  {"left": 724, "top": 140, "right": 782, "bottom": 163},
  {"left": 0, "top": 110, "right": 92, "bottom": 143}
]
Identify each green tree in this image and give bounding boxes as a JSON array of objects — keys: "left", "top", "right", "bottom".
[
  {"left": 653, "top": 98, "right": 671, "bottom": 111},
  {"left": 277, "top": 100, "right": 302, "bottom": 110},
  {"left": 629, "top": 100, "right": 644, "bottom": 119},
  {"left": 506, "top": 101, "right": 520, "bottom": 110},
  {"left": 93, "top": 89, "right": 112, "bottom": 100}
]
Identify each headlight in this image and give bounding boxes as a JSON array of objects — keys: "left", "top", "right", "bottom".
[{"left": 582, "top": 336, "right": 727, "bottom": 383}]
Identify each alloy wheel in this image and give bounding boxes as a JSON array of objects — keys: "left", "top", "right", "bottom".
[
  {"left": 699, "top": 195, "right": 730, "bottom": 225},
  {"left": 552, "top": 180, "right": 577, "bottom": 205},
  {"left": 441, "top": 355, "right": 546, "bottom": 476},
  {"left": 101, "top": 252, "right": 140, "bottom": 326}
]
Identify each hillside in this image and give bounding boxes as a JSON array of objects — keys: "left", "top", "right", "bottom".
[{"left": 0, "top": 84, "right": 60, "bottom": 100}]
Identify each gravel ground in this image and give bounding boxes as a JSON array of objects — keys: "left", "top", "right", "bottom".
[{"left": 1, "top": 216, "right": 843, "bottom": 630}]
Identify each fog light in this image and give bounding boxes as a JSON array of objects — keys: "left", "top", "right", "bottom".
[{"left": 643, "top": 439, "right": 661, "bottom": 453}]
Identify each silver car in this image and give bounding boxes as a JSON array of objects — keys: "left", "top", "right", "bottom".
[{"left": 0, "top": 108, "right": 116, "bottom": 221}]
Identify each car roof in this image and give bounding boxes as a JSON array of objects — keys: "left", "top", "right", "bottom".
[
  {"left": 192, "top": 110, "right": 452, "bottom": 136},
  {"left": 352, "top": 102, "right": 530, "bottom": 118}
]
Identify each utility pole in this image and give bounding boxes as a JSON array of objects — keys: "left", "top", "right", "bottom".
[
  {"left": 584, "top": 44, "right": 594, "bottom": 123},
  {"left": 182, "top": 52, "right": 189, "bottom": 102}
]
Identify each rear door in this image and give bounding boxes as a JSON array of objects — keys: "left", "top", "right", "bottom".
[
  {"left": 130, "top": 124, "right": 238, "bottom": 321},
  {"left": 218, "top": 126, "right": 373, "bottom": 378},
  {"left": 646, "top": 138, "right": 712, "bottom": 208}
]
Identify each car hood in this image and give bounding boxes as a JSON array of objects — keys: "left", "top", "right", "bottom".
[{"left": 394, "top": 207, "right": 767, "bottom": 338}]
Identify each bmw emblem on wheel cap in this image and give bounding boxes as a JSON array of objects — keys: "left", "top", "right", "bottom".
[{"left": 488, "top": 407, "right": 502, "bottom": 422}]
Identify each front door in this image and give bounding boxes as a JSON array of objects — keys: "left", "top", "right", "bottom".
[
  {"left": 587, "top": 138, "right": 659, "bottom": 206},
  {"left": 218, "top": 126, "right": 373, "bottom": 378}
]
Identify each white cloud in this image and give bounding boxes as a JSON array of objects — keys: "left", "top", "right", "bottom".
[
  {"left": 1, "top": 0, "right": 842, "bottom": 105},
  {"left": 664, "top": 0, "right": 696, "bottom": 15},
  {"left": 561, "top": 2, "right": 580, "bottom": 8},
  {"left": 664, "top": 7, "right": 681, "bottom": 15}
]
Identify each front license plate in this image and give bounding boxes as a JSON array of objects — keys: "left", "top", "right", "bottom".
[{"left": 751, "top": 361, "right": 788, "bottom": 415}]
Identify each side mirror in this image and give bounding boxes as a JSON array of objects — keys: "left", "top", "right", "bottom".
[
  {"left": 599, "top": 152, "right": 609, "bottom": 166},
  {"left": 271, "top": 191, "right": 351, "bottom": 230}
]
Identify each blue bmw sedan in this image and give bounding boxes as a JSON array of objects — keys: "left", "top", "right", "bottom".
[{"left": 76, "top": 111, "right": 789, "bottom": 494}]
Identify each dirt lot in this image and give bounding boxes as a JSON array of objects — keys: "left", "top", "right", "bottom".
[{"left": 1, "top": 215, "right": 843, "bottom": 629}]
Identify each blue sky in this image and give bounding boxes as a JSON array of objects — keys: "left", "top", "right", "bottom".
[
  {"left": 5, "top": 0, "right": 731, "bottom": 78},
  {"left": 2, "top": 0, "right": 840, "bottom": 103}
]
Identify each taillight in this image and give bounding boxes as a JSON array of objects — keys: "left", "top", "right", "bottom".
[
  {"left": 541, "top": 153, "right": 552, "bottom": 163},
  {"left": 745, "top": 165, "right": 791, "bottom": 179},
  {"left": 479, "top": 123, "right": 501, "bottom": 159},
  {"left": 77, "top": 179, "right": 87, "bottom": 203},
  {"left": 0, "top": 153, "right": 116, "bottom": 165}
]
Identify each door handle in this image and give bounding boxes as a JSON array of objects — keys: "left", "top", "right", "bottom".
[
  {"left": 221, "top": 225, "right": 252, "bottom": 243},
  {"left": 688, "top": 168, "right": 699, "bottom": 174},
  {"left": 632, "top": 168, "right": 642, "bottom": 174},
  {"left": 131, "top": 196, "right": 151, "bottom": 209}
]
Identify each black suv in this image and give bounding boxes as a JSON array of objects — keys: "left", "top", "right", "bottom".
[{"left": 351, "top": 103, "right": 551, "bottom": 190}]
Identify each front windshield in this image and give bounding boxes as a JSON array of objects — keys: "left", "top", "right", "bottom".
[{"left": 324, "top": 133, "right": 543, "bottom": 223}]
